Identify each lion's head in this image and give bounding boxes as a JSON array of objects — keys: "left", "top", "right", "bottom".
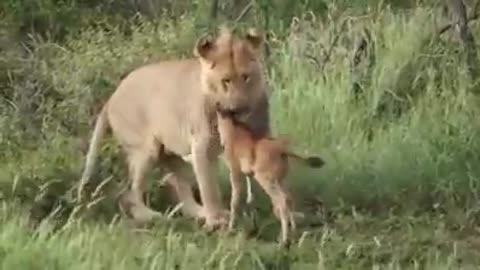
[{"left": 194, "top": 25, "right": 267, "bottom": 118}]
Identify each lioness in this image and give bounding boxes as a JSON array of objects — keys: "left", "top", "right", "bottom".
[
  {"left": 77, "top": 26, "right": 271, "bottom": 228},
  {"left": 215, "top": 107, "right": 325, "bottom": 245}
]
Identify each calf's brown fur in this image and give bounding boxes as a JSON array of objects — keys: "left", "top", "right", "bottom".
[{"left": 216, "top": 108, "right": 325, "bottom": 245}]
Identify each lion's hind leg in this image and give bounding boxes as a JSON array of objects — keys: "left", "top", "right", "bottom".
[
  {"left": 123, "top": 141, "right": 163, "bottom": 222},
  {"left": 161, "top": 155, "right": 206, "bottom": 221}
]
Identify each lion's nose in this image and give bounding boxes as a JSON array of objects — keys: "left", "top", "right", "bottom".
[{"left": 215, "top": 102, "right": 230, "bottom": 115}]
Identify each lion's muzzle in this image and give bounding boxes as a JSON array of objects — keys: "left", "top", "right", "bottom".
[{"left": 215, "top": 101, "right": 250, "bottom": 118}]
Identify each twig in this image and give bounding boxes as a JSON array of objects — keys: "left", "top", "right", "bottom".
[
  {"left": 438, "top": 0, "right": 480, "bottom": 35},
  {"left": 350, "top": 28, "right": 373, "bottom": 97},
  {"left": 352, "top": 29, "right": 371, "bottom": 68},
  {"left": 61, "top": 205, "right": 82, "bottom": 232},
  {"left": 166, "top": 202, "right": 184, "bottom": 219},
  {"left": 320, "top": 17, "right": 350, "bottom": 72},
  {"left": 209, "top": 0, "right": 219, "bottom": 22},
  {"left": 234, "top": 1, "right": 254, "bottom": 24},
  {"left": 447, "top": 0, "right": 479, "bottom": 79},
  {"left": 86, "top": 195, "right": 106, "bottom": 209},
  {"left": 91, "top": 175, "right": 113, "bottom": 199},
  {"left": 305, "top": 54, "right": 321, "bottom": 69}
]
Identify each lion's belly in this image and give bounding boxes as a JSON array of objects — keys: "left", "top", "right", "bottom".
[{"left": 150, "top": 112, "right": 193, "bottom": 156}]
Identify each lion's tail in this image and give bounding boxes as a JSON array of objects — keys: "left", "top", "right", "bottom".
[
  {"left": 284, "top": 151, "right": 325, "bottom": 168},
  {"left": 77, "top": 103, "right": 109, "bottom": 202}
]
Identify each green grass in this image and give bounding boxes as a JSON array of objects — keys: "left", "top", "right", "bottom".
[
  {"left": 2, "top": 1, "right": 480, "bottom": 269},
  {"left": 1, "top": 203, "right": 480, "bottom": 269}
]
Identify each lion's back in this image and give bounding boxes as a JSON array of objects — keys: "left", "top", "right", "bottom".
[{"left": 106, "top": 58, "right": 204, "bottom": 155}]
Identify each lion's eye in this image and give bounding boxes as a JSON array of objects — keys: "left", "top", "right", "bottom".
[
  {"left": 221, "top": 78, "right": 231, "bottom": 92},
  {"left": 222, "top": 78, "right": 231, "bottom": 86},
  {"left": 242, "top": 74, "right": 250, "bottom": 83}
]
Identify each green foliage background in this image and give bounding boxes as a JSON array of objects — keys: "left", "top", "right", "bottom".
[{"left": 1, "top": 0, "right": 480, "bottom": 268}]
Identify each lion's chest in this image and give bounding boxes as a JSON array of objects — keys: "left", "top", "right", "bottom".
[
  {"left": 181, "top": 107, "right": 223, "bottom": 156},
  {"left": 206, "top": 117, "right": 223, "bottom": 156}
]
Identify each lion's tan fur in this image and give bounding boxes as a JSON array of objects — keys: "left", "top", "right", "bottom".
[{"left": 77, "top": 26, "right": 270, "bottom": 228}]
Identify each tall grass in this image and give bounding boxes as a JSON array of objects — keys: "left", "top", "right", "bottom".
[
  {"left": 2, "top": 1, "right": 480, "bottom": 268},
  {"left": 269, "top": 6, "right": 480, "bottom": 212}
]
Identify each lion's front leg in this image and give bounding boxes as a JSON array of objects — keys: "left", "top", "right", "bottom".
[{"left": 191, "top": 139, "right": 229, "bottom": 229}]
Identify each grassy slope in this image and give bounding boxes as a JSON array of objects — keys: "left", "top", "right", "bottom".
[{"left": 2, "top": 2, "right": 480, "bottom": 269}]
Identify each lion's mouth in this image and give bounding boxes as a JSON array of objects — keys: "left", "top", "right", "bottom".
[{"left": 215, "top": 102, "right": 250, "bottom": 118}]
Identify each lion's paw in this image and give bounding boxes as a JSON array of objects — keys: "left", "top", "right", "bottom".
[{"left": 202, "top": 209, "right": 230, "bottom": 232}]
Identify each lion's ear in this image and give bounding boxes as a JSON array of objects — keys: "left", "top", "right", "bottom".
[
  {"left": 194, "top": 36, "right": 216, "bottom": 61},
  {"left": 245, "top": 28, "right": 262, "bottom": 51}
]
